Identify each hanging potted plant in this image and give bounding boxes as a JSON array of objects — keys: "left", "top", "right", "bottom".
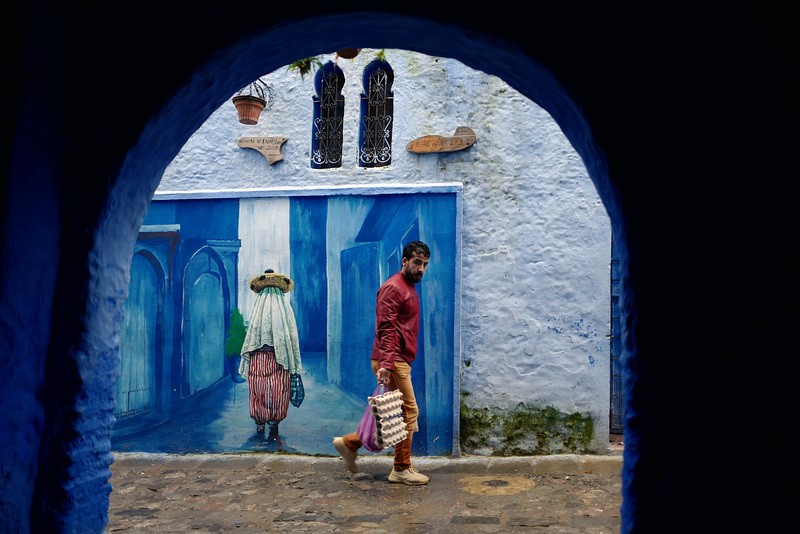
[
  {"left": 232, "top": 78, "right": 274, "bottom": 125},
  {"left": 286, "top": 56, "right": 322, "bottom": 80},
  {"left": 336, "top": 48, "right": 361, "bottom": 60}
]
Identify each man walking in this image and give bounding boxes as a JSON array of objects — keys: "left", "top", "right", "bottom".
[{"left": 334, "top": 241, "right": 431, "bottom": 485}]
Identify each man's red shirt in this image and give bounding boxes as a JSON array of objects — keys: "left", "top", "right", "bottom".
[{"left": 370, "top": 271, "right": 420, "bottom": 370}]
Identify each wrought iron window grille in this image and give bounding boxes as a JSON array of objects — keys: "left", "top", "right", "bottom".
[
  {"left": 311, "top": 62, "right": 346, "bottom": 169},
  {"left": 358, "top": 59, "right": 394, "bottom": 168}
]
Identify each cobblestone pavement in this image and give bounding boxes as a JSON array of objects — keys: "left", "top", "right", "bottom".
[{"left": 108, "top": 453, "right": 622, "bottom": 533}]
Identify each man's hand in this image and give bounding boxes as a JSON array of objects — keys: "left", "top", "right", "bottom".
[{"left": 376, "top": 367, "right": 393, "bottom": 386}]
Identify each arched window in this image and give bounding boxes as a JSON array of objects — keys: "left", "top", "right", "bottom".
[
  {"left": 358, "top": 58, "right": 394, "bottom": 167},
  {"left": 311, "top": 61, "right": 345, "bottom": 169}
]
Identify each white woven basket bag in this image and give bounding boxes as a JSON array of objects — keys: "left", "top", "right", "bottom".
[{"left": 368, "top": 388, "right": 408, "bottom": 449}]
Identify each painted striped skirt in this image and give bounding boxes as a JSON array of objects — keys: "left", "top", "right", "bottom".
[{"left": 247, "top": 347, "right": 291, "bottom": 424}]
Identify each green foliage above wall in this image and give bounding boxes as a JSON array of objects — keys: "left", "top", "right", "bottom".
[{"left": 224, "top": 309, "right": 248, "bottom": 358}]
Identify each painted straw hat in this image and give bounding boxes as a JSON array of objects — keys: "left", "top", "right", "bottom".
[{"left": 249, "top": 269, "right": 293, "bottom": 293}]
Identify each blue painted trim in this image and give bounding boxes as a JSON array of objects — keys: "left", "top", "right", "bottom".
[
  {"left": 452, "top": 188, "right": 462, "bottom": 456},
  {"left": 139, "top": 224, "right": 181, "bottom": 233},
  {"left": 154, "top": 183, "right": 463, "bottom": 200}
]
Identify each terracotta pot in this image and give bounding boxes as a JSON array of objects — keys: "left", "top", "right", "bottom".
[
  {"left": 233, "top": 95, "right": 266, "bottom": 125},
  {"left": 336, "top": 48, "right": 361, "bottom": 59}
]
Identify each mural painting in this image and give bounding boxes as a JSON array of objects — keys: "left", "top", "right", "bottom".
[{"left": 111, "top": 190, "right": 459, "bottom": 457}]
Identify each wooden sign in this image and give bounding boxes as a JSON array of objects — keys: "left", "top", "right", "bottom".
[
  {"left": 406, "top": 126, "right": 476, "bottom": 154},
  {"left": 237, "top": 137, "right": 288, "bottom": 165}
]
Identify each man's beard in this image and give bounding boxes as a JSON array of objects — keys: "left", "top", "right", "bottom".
[{"left": 403, "top": 270, "right": 421, "bottom": 284}]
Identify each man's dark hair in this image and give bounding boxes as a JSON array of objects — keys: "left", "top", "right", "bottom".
[{"left": 402, "top": 241, "right": 430, "bottom": 260}]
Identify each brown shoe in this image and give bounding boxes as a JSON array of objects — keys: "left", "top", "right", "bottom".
[
  {"left": 388, "top": 466, "right": 429, "bottom": 485},
  {"left": 333, "top": 437, "right": 358, "bottom": 473}
]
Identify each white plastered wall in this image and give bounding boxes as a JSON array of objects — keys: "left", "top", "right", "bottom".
[{"left": 158, "top": 49, "right": 612, "bottom": 452}]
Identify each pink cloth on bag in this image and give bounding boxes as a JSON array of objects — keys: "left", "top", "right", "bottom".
[{"left": 357, "top": 386, "right": 384, "bottom": 452}]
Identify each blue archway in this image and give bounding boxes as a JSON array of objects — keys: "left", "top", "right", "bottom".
[
  {"left": 10, "top": 6, "right": 786, "bottom": 534},
  {"left": 44, "top": 13, "right": 626, "bottom": 533}
]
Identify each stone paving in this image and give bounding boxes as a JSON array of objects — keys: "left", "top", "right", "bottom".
[{"left": 108, "top": 452, "right": 622, "bottom": 533}]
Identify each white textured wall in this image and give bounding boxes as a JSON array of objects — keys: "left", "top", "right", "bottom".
[{"left": 158, "top": 49, "right": 612, "bottom": 452}]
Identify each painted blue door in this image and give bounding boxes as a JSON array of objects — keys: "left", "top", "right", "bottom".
[
  {"left": 116, "top": 252, "right": 158, "bottom": 419},
  {"left": 341, "top": 212, "right": 430, "bottom": 454},
  {"left": 340, "top": 242, "right": 380, "bottom": 398},
  {"left": 182, "top": 249, "right": 227, "bottom": 396}
]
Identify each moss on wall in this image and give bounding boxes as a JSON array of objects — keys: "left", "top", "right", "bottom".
[{"left": 460, "top": 395, "right": 594, "bottom": 455}]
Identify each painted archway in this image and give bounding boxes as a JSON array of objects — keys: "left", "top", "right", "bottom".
[
  {"left": 180, "top": 246, "right": 231, "bottom": 397},
  {"left": 95, "top": 14, "right": 623, "bottom": 529},
  {"left": 114, "top": 249, "right": 167, "bottom": 434}
]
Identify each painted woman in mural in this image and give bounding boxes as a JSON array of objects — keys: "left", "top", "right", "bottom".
[{"left": 239, "top": 270, "right": 304, "bottom": 438}]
